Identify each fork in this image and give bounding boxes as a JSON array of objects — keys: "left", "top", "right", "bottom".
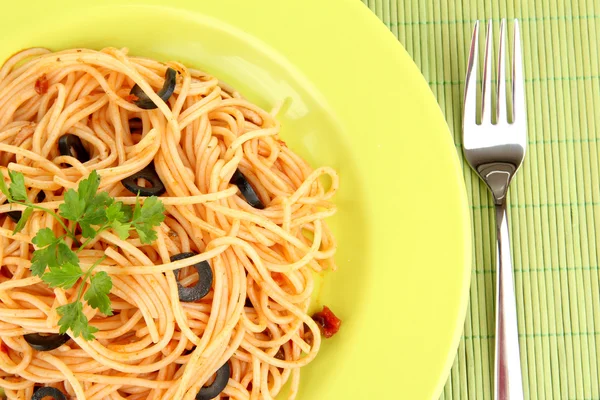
[{"left": 462, "top": 19, "right": 526, "bottom": 400}]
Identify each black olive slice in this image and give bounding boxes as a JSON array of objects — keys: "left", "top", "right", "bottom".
[
  {"left": 121, "top": 163, "right": 166, "bottom": 197},
  {"left": 170, "top": 252, "right": 213, "bottom": 302},
  {"left": 230, "top": 169, "right": 264, "bottom": 209},
  {"left": 6, "top": 210, "right": 20, "bottom": 223},
  {"left": 182, "top": 346, "right": 196, "bottom": 356},
  {"left": 130, "top": 68, "right": 177, "bottom": 110},
  {"left": 58, "top": 134, "right": 90, "bottom": 163},
  {"left": 129, "top": 117, "right": 143, "bottom": 134},
  {"left": 31, "top": 386, "right": 67, "bottom": 400},
  {"left": 196, "top": 362, "right": 231, "bottom": 400},
  {"left": 24, "top": 333, "right": 70, "bottom": 351}
]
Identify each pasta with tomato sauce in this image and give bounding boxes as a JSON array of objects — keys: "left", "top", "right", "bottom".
[{"left": 0, "top": 47, "right": 340, "bottom": 400}]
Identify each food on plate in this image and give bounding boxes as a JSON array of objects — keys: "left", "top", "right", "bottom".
[{"left": 0, "top": 47, "right": 340, "bottom": 400}]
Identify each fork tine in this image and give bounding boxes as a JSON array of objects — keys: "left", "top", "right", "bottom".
[
  {"left": 482, "top": 20, "right": 493, "bottom": 123},
  {"left": 463, "top": 21, "right": 479, "bottom": 127},
  {"left": 512, "top": 19, "right": 525, "bottom": 123},
  {"left": 496, "top": 19, "right": 507, "bottom": 122}
]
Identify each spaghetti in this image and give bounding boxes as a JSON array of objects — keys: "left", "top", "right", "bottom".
[{"left": 0, "top": 47, "right": 338, "bottom": 400}]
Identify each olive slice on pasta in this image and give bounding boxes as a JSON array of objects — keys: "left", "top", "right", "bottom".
[
  {"left": 58, "top": 134, "right": 90, "bottom": 163},
  {"left": 230, "top": 169, "right": 265, "bottom": 209},
  {"left": 31, "top": 387, "right": 67, "bottom": 400},
  {"left": 6, "top": 210, "right": 20, "bottom": 223},
  {"left": 121, "top": 163, "right": 166, "bottom": 197},
  {"left": 130, "top": 67, "right": 177, "bottom": 110},
  {"left": 196, "top": 362, "right": 231, "bottom": 400},
  {"left": 24, "top": 333, "right": 70, "bottom": 351},
  {"left": 129, "top": 117, "right": 143, "bottom": 134},
  {"left": 170, "top": 252, "right": 213, "bottom": 302}
]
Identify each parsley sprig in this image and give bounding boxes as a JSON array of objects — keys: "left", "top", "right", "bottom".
[{"left": 0, "top": 170, "right": 165, "bottom": 340}]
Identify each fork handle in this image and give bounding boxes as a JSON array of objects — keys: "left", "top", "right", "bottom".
[{"left": 494, "top": 203, "right": 524, "bottom": 400}]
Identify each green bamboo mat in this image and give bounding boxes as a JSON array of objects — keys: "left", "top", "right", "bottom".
[{"left": 362, "top": 0, "right": 600, "bottom": 399}]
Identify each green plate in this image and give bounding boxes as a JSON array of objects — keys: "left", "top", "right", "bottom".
[{"left": 0, "top": 0, "right": 471, "bottom": 398}]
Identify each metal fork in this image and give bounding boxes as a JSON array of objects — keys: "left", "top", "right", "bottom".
[{"left": 462, "top": 19, "right": 526, "bottom": 400}]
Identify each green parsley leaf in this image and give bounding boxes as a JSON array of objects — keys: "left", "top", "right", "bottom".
[
  {"left": 30, "top": 245, "right": 55, "bottom": 277},
  {"left": 30, "top": 228, "right": 60, "bottom": 276},
  {"left": 136, "top": 226, "right": 156, "bottom": 244},
  {"left": 33, "top": 245, "right": 78, "bottom": 276},
  {"left": 84, "top": 271, "right": 113, "bottom": 316},
  {"left": 131, "top": 196, "right": 165, "bottom": 244},
  {"left": 84, "top": 192, "right": 112, "bottom": 223},
  {"left": 59, "top": 188, "right": 86, "bottom": 222},
  {"left": 79, "top": 224, "right": 96, "bottom": 240},
  {"left": 56, "top": 242, "right": 79, "bottom": 267},
  {"left": 79, "top": 191, "right": 112, "bottom": 238},
  {"left": 32, "top": 227, "right": 57, "bottom": 247},
  {"left": 60, "top": 171, "right": 112, "bottom": 237},
  {"left": 45, "top": 244, "right": 75, "bottom": 269},
  {"left": 106, "top": 201, "right": 127, "bottom": 223},
  {"left": 30, "top": 230, "right": 78, "bottom": 276},
  {"left": 106, "top": 202, "right": 132, "bottom": 239},
  {"left": 57, "top": 301, "right": 98, "bottom": 340},
  {"left": 42, "top": 262, "right": 83, "bottom": 289},
  {"left": 121, "top": 204, "right": 134, "bottom": 221},
  {"left": 0, "top": 173, "right": 10, "bottom": 199},
  {"left": 111, "top": 220, "right": 131, "bottom": 240},
  {"left": 8, "top": 171, "right": 27, "bottom": 202},
  {"left": 13, "top": 207, "right": 32, "bottom": 234},
  {"left": 77, "top": 170, "right": 101, "bottom": 205}
]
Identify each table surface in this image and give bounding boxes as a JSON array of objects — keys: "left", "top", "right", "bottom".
[{"left": 363, "top": 0, "right": 600, "bottom": 399}]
